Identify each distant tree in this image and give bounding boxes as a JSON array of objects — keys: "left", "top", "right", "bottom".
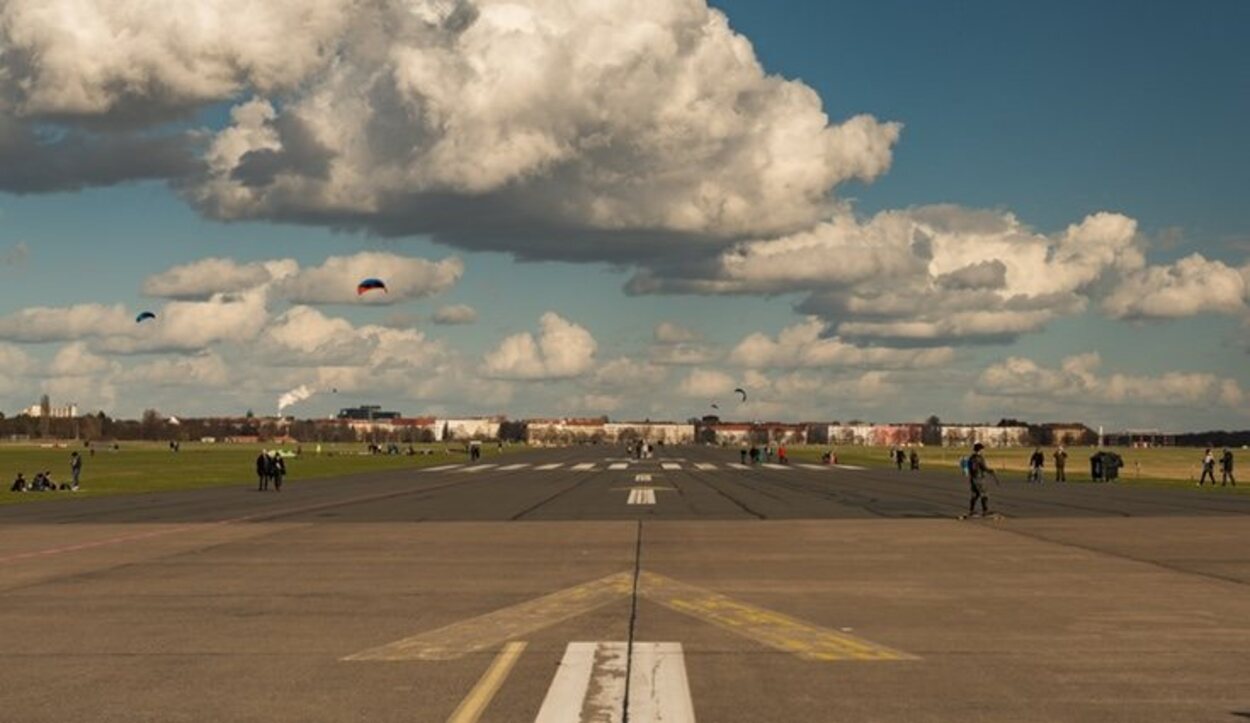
[{"left": 922, "top": 415, "right": 943, "bottom": 446}]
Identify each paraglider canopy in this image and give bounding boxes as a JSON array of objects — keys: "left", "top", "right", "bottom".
[
  {"left": 135, "top": 311, "right": 156, "bottom": 323},
  {"left": 357, "top": 278, "right": 387, "bottom": 295},
  {"left": 734, "top": 387, "right": 747, "bottom": 402}
]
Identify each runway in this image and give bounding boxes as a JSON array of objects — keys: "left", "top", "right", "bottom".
[{"left": 2, "top": 445, "right": 1249, "bottom": 721}]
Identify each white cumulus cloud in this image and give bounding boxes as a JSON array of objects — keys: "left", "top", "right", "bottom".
[
  {"left": 481, "top": 312, "right": 597, "bottom": 380},
  {"left": 432, "top": 304, "right": 479, "bottom": 325},
  {"left": 271, "top": 252, "right": 463, "bottom": 305}
]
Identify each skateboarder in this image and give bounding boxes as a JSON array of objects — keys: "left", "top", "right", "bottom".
[
  {"left": 1221, "top": 448, "right": 1236, "bottom": 486},
  {"left": 1027, "top": 448, "right": 1044, "bottom": 484},
  {"left": 963, "top": 443, "right": 999, "bottom": 518},
  {"left": 1199, "top": 448, "right": 1217, "bottom": 486}
]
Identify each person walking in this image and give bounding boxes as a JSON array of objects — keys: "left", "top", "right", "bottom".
[
  {"left": 69, "top": 451, "right": 83, "bottom": 491},
  {"left": 273, "top": 455, "right": 286, "bottom": 492},
  {"left": 963, "top": 442, "right": 999, "bottom": 518},
  {"left": 1198, "top": 448, "right": 1217, "bottom": 486},
  {"left": 740, "top": 446, "right": 748, "bottom": 465},
  {"left": 1053, "top": 446, "right": 1068, "bottom": 482},
  {"left": 1221, "top": 448, "right": 1236, "bottom": 486},
  {"left": 1028, "top": 448, "right": 1044, "bottom": 484},
  {"left": 909, "top": 449, "right": 919, "bottom": 471},
  {"left": 778, "top": 445, "right": 788, "bottom": 465},
  {"left": 256, "top": 451, "right": 270, "bottom": 491},
  {"left": 895, "top": 448, "right": 905, "bottom": 470}
]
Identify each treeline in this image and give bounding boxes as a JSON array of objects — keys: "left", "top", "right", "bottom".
[
  {"left": 0, "top": 412, "right": 358, "bottom": 443},
  {"left": 1174, "top": 431, "right": 1250, "bottom": 447}
]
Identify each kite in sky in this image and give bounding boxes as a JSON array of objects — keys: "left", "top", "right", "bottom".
[
  {"left": 135, "top": 311, "right": 156, "bottom": 323},
  {"left": 357, "top": 278, "right": 387, "bottom": 295},
  {"left": 734, "top": 387, "right": 747, "bottom": 402}
]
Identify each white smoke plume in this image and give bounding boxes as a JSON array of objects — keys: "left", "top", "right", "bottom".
[{"left": 277, "top": 384, "right": 315, "bottom": 415}]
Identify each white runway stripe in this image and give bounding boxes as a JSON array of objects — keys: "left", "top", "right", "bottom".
[
  {"left": 694, "top": 463, "right": 717, "bottom": 470},
  {"left": 627, "top": 488, "right": 657, "bottom": 505},
  {"left": 570, "top": 463, "right": 596, "bottom": 471},
  {"left": 762, "top": 463, "right": 791, "bottom": 470},
  {"left": 423, "top": 464, "right": 465, "bottom": 472},
  {"left": 797, "top": 464, "right": 829, "bottom": 471},
  {"left": 608, "top": 463, "right": 629, "bottom": 470},
  {"left": 661, "top": 462, "right": 682, "bottom": 470},
  {"left": 728, "top": 463, "right": 750, "bottom": 470},
  {"left": 497, "top": 463, "right": 531, "bottom": 471},
  {"left": 534, "top": 642, "right": 694, "bottom": 723},
  {"left": 534, "top": 463, "right": 564, "bottom": 470},
  {"left": 836, "top": 464, "right": 868, "bottom": 470},
  {"left": 459, "top": 464, "right": 498, "bottom": 473}
]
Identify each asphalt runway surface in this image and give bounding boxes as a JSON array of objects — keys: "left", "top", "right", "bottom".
[{"left": 2, "top": 446, "right": 1249, "bottom": 722}]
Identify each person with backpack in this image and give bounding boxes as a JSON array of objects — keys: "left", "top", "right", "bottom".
[{"left": 963, "top": 443, "right": 1000, "bottom": 518}]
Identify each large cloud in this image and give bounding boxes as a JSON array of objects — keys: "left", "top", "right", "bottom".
[
  {"left": 143, "top": 258, "right": 297, "bottom": 300},
  {"left": 0, "top": 303, "right": 133, "bottom": 342},
  {"left": 270, "top": 253, "right": 463, "bottom": 305},
  {"left": 977, "top": 353, "right": 1245, "bottom": 408},
  {"left": 0, "top": 0, "right": 899, "bottom": 251},
  {"left": 481, "top": 312, "right": 597, "bottom": 380},
  {"left": 729, "top": 318, "right": 955, "bottom": 369},
  {"left": 1103, "top": 254, "right": 1249, "bottom": 320},
  {"left": 632, "top": 206, "right": 1143, "bottom": 345}
]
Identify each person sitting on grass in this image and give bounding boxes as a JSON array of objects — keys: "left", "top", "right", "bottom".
[{"left": 9, "top": 473, "right": 26, "bottom": 492}]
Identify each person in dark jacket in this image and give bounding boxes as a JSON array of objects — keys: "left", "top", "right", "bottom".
[
  {"left": 256, "top": 452, "right": 270, "bottom": 491},
  {"left": 1221, "top": 448, "right": 1236, "bottom": 487},
  {"left": 273, "top": 455, "right": 286, "bottom": 492}
]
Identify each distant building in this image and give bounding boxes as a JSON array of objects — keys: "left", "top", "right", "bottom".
[
  {"left": 337, "top": 405, "right": 401, "bottom": 421},
  {"left": 603, "top": 422, "right": 694, "bottom": 445},
  {"left": 527, "top": 418, "right": 607, "bottom": 446},
  {"left": 22, "top": 402, "right": 78, "bottom": 418},
  {"left": 440, "top": 418, "right": 504, "bottom": 441},
  {"left": 1103, "top": 429, "right": 1174, "bottom": 448}
]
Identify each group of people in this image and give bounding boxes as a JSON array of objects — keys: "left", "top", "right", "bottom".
[
  {"left": 630, "top": 440, "right": 654, "bottom": 460},
  {"left": 889, "top": 446, "right": 920, "bottom": 470},
  {"left": 255, "top": 451, "right": 287, "bottom": 492},
  {"left": 1198, "top": 448, "right": 1236, "bottom": 486},
  {"left": 1024, "top": 446, "right": 1069, "bottom": 483},
  {"left": 8, "top": 451, "right": 82, "bottom": 493},
  {"left": 739, "top": 444, "right": 787, "bottom": 465}
]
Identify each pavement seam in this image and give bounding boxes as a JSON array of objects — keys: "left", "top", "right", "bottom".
[
  {"left": 622, "top": 519, "right": 644, "bottom": 723},
  {"left": 982, "top": 523, "right": 1250, "bottom": 589}
]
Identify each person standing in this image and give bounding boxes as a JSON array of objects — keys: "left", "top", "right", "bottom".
[
  {"left": 1199, "top": 448, "right": 1217, "bottom": 486},
  {"left": 69, "top": 451, "right": 83, "bottom": 491},
  {"left": 909, "top": 449, "right": 919, "bottom": 471},
  {"left": 1028, "top": 448, "right": 1044, "bottom": 484},
  {"left": 778, "top": 445, "right": 788, "bottom": 464},
  {"left": 740, "top": 446, "right": 748, "bottom": 465},
  {"left": 1221, "top": 448, "right": 1236, "bottom": 487},
  {"left": 273, "top": 455, "right": 286, "bottom": 492},
  {"left": 895, "top": 448, "right": 905, "bottom": 470},
  {"left": 256, "top": 451, "right": 270, "bottom": 491},
  {"left": 1053, "top": 446, "right": 1068, "bottom": 482},
  {"left": 963, "top": 442, "right": 999, "bottom": 518}
]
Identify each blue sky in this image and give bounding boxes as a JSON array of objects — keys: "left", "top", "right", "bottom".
[{"left": 0, "top": 0, "right": 1246, "bottom": 430}]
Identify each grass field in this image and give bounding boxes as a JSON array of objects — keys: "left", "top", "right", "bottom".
[
  {"left": 0, "top": 441, "right": 518, "bottom": 505},
  {"left": 787, "top": 444, "right": 1246, "bottom": 490}
]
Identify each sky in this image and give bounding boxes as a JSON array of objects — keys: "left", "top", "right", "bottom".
[{"left": 0, "top": 0, "right": 1246, "bottom": 430}]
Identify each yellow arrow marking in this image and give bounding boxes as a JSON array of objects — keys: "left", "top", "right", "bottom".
[
  {"left": 343, "top": 573, "right": 633, "bottom": 661},
  {"left": 445, "top": 641, "right": 527, "bottom": 723},
  {"left": 344, "top": 571, "right": 915, "bottom": 663},
  {"left": 638, "top": 572, "right": 916, "bottom": 662}
]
